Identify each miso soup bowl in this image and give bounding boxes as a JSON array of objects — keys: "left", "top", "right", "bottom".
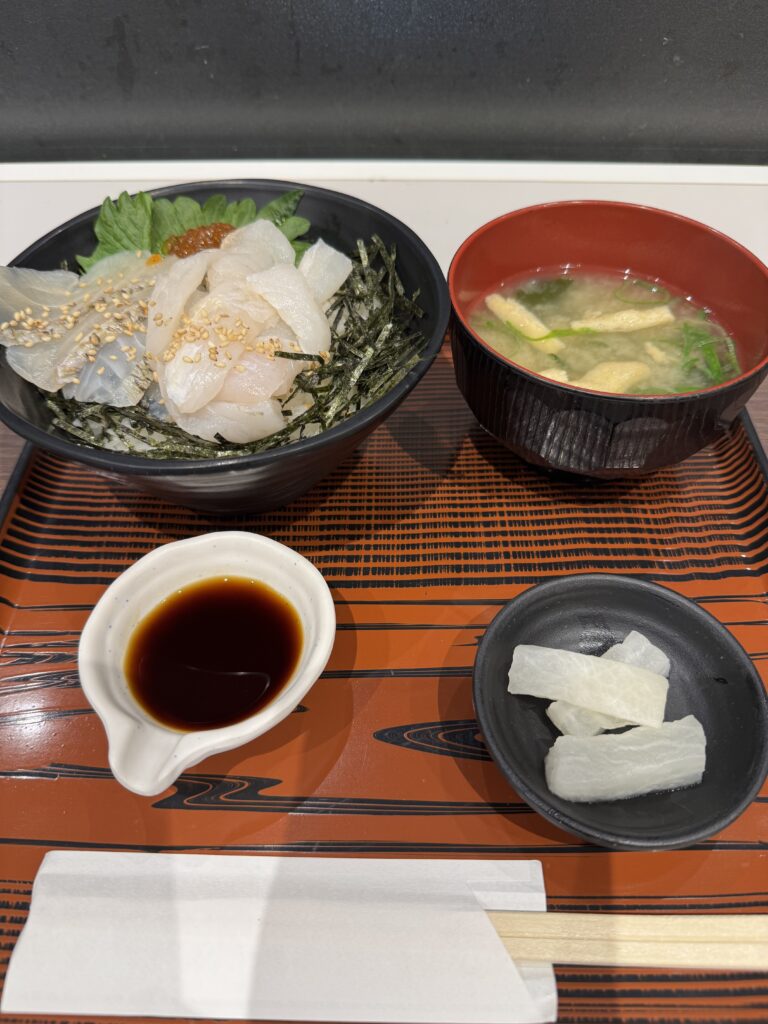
[{"left": 449, "top": 201, "right": 768, "bottom": 476}]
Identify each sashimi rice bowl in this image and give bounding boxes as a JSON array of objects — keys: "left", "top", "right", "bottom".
[{"left": 0, "top": 181, "right": 449, "bottom": 511}]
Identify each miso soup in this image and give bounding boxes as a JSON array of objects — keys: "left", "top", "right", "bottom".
[{"left": 470, "top": 270, "right": 740, "bottom": 395}]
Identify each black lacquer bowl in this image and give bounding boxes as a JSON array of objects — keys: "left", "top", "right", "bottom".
[
  {"left": 0, "top": 180, "right": 450, "bottom": 513},
  {"left": 449, "top": 201, "right": 768, "bottom": 477},
  {"left": 473, "top": 574, "right": 768, "bottom": 850}
]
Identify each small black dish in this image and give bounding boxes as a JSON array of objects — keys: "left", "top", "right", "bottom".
[
  {"left": 0, "top": 180, "right": 449, "bottom": 513},
  {"left": 473, "top": 574, "right": 768, "bottom": 851}
]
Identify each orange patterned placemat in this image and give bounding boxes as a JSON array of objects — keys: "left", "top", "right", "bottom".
[{"left": 1, "top": 350, "right": 767, "bottom": 1023}]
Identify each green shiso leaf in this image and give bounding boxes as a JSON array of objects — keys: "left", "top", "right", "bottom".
[
  {"left": 77, "top": 189, "right": 311, "bottom": 268},
  {"left": 225, "top": 198, "right": 258, "bottom": 227},
  {"left": 280, "top": 216, "right": 312, "bottom": 241},
  {"left": 76, "top": 191, "right": 154, "bottom": 271},
  {"left": 200, "top": 194, "right": 228, "bottom": 223},
  {"left": 255, "top": 189, "right": 303, "bottom": 227},
  {"left": 149, "top": 198, "right": 186, "bottom": 251},
  {"left": 291, "top": 239, "right": 312, "bottom": 260},
  {"left": 168, "top": 196, "right": 206, "bottom": 232}
]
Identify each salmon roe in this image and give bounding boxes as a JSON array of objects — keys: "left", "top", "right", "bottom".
[{"left": 164, "top": 222, "right": 235, "bottom": 258}]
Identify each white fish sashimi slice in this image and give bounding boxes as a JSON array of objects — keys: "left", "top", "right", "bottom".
[
  {"left": 544, "top": 716, "right": 706, "bottom": 802},
  {"left": 146, "top": 251, "right": 215, "bottom": 358},
  {"left": 508, "top": 645, "right": 668, "bottom": 727},
  {"left": 299, "top": 240, "right": 353, "bottom": 303},
  {"left": 206, "top": 253, "right": 276, "bottom": 291},
  {"left": 0, "top": 267, "right": 78, "bottom": 325},
  {"left": 190, "top": 283, "right": 278, "bottom": 335},
  {"left": 255, "top": 320, "right": 297, "bottom": 345},
  {"left": 1, "top": 252, "right": 163, "bottom": 348},
  {"left": 164, "top": 340, "right": 244, "bottom": 415},
  {"left": 206, "top": 221, "right": 296, "bottom": 291},
  {"left": 162, "top": 288, "right": 293, "bottom": 414},
  {"left": 168, "top": 397, "right": 286, "bottom": 443},
  {"left": 79, "top": 250, "right": 162, "bottom": 287},
  {"left": 61, "top": 339, "right": 152, "bottom": 407},
  {"left": 603, "top": 630, "right": 671, "bottom": 678},
  {"left": 5, "top": 307, "right": 127, "bottom": 392},
  {"left": 5, "top": 308, "right": 102, "bottom": 391},
  {"left": 3, "top": 255, "right": 163, "bottom": 399},
  {"left": 217, "top": 349, "right": 301, "bottom": 404},
  {"left": 220, "top": 220, "right": 295, "bottom": 264},
  {"left": 246, "top": 265, "right": 330, "bottom": 356},
  {"left": 6, "top": 340, "right": 65, "bottom": 391},
  {"left": 55, "top": 309, "right": 119, "bottom": 385},
  {"left": 546, "top": 701, "right": 628, "bottom": 737}
]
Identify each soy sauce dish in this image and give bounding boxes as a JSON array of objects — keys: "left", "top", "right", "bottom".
[
  {"left": 78, "top": 532, "right": 336, "bottom": 796},
  {"left": 472, "top": 574, "right": 768, "bottom": 851}
]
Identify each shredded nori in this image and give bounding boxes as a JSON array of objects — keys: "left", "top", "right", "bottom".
[{"left": 45, "top": 236, "right": 428, "bottom": 460}]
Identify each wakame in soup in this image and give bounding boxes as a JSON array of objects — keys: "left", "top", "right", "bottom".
[{"left": 470, "top": 271, "right": 740, "bottom": 395}]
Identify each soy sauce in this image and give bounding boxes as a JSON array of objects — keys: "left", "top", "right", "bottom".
[{"left": 124, "top": 576, "right": 303, "bottom": 732}]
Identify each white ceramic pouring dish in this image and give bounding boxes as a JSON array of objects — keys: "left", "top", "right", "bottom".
[{"left": 78, "top": 531, "right": 336, "bottom": 796}]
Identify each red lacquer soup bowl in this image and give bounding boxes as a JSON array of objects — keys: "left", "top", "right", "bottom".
[{"left": 449, "top": 201, "right": 768, "bottom": 477}]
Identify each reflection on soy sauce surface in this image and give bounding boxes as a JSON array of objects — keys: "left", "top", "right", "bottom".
[{"left": 124, "top": 576, "right": 303, "bottom": 731}]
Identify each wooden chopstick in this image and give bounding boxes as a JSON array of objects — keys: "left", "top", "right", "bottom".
[{"left": 488, "top": 911, "right": 768, "bottom": 969}]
